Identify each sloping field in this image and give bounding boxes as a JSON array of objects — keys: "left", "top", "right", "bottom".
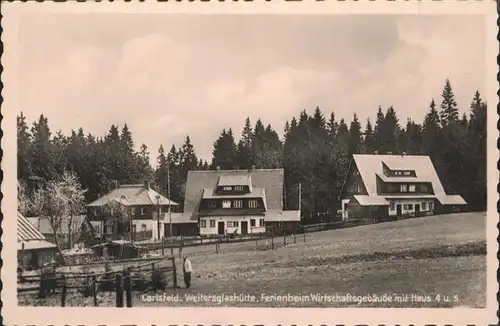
[{"left": 139, "top": 212, "right": 487, "bottom": 308}]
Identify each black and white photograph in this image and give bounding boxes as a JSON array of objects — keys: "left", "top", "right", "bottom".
[{"left": 2, "top": 1, "right": 497, "bottom": 325}]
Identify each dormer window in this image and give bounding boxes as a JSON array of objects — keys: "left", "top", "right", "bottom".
[
  {"left": 403, "top": 171, "right": 411, "bottom": 176},
  {"left": 249, "top": 200, "right": 258, "bottom": 208},
  {"left": 400, "top": 184, "right": 408, "bottom": 192},
  {"left": 222, "top": 200, "right": 231, "bottom": 208},
  {"left": 208, "top": 200, "right": 216, "bottom": 209},
  {"left": 223, "top": 186, "right": 232, "bottom": 191},
  {"left": 235, "top": 186, "right": 244, "bottom": 191}
]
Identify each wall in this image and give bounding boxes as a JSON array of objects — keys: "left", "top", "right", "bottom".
[
  {"left": 131, "top": 219, "right": 163, "bottom": 241},
  {"left": 387, "top": 199, "right": 435, "bottom": 216},
  {"left": 199, "top": 216, "right": 266, "bottom": 235}
]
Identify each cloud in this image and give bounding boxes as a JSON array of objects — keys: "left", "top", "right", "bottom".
[{"left": 17, "top": 14, "right": 485, "bottom": 160}]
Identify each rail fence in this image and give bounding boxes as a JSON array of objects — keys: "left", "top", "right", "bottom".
[{"left": 17, "top": 256, "right": 178, "bottom": 307}]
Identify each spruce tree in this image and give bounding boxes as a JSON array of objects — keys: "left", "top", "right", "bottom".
[{"left": 439, "top": 79, "right": 459, "bottom": 127}]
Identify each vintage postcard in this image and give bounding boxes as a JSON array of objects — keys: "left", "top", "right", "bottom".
[{"left": 2, "top": 0, "right": 498, "bottom": 325}]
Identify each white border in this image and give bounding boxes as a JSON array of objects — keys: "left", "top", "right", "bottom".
[{"left": 2, "top": 1, "right": 498, "bottom": 325}]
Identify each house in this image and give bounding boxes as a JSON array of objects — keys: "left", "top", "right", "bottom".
[
  {"left": 18, "top": 211, "right": 58, "bottom": 270},
  {"left": 86, "top": 180, "right": 179, "bottom": 241},
  {"left": 27, "top": 215, "right": 94, "bottom": 249},
  {"left": 339, "top": 154, "right": 467, "bottom": 222},
  {"left": 176, "top": 166, "right": 301, "bottom": 236}
]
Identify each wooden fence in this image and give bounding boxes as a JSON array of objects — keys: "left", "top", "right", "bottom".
[{"left": 17, "top": 256, "right": 178, "bottom": 307}]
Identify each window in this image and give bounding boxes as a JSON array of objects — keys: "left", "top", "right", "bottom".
[
  {"left": 250, "top": 219, "right": 256, "bottom": 227},
  {"left": 389, "top": 202, "right": 395, "bottom": 211},
  {"left": 420, "top": 184, "right": 429, "bottom": 193},
  {"left": 141, "top": 224, "right": 147, "bottom": 232},
  {"left": 222, "top": 200, "right": 231, "bottom": 208},
  {"left": 233, "top": 221, "right": 239, "bottom": 227},
  {"left": 353, "top": 170, "right": 360, "bottom": 176},
  {"left": 94, "top": 225, "right": 101, "bottom": 234},
  {"left": 209, "top": 220, "right": 215, "bottom": 228},
  {"left": 403, "top": 171, "right": 411, "bottom": 176},
  {"left": 421, "top": 202, "right": 427, "bottom": 210},
  {"left": 409, "top": 184, "right": 416, "bottom": 192},
  {"left": 208, "top": 200, "right": 216, "bottom": 209},
  {"left": 233, "top": 200, "right": 243, "bottom": 208},
  {"left": 259, "top": 219, "right": 265, "bottom": 227},
  {"left": 140, "top": 208, "right": 146, "bottom": 216},
  {"left": 200, "top": 220, "right": 207, "bottom": 228},
  {"left": 249, "top": 200, "right": 258, "bottom": 208},
  {"left": 395, "top": 171, "right": 402, "bottom": 176},
  {"left": 400, "top": 184, "right": 408, "bottom": 192},
  {"left": 223, "top": 186, "right": 232, "bottom": 191},
  {"left": 235, "top": 186, "right": 244, "bottom": 191},
  {"left": 403, "top": 204, "right": 414, "bottom": 210},
  {"left": 387, "top": 184, "right": 397, "bottom": 193},
  {"left": 131, "top": 224, "right": 136, "bottom": 233},
  {"left": 357, "top": 185, "right": 363, "bottom": 193},
  {"left": 429, "top": 201, "right": 434, "bottom": 210}
]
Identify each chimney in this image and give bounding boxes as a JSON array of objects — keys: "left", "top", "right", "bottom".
[
  {"left": 251, "top": 165, "right": 256, "bottom": 171},
  {"left": 216, "top": 166, "right": 220, "bottom": 171},
  {"left": 374, "top": 150, "right": 379, "bottom": 155},
  {"left": 144, "top": 180, "right": 151, "bottom": 190}
]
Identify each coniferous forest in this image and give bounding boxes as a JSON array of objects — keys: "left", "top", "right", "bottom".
[{"left": 17, "top": 79, "right": 487, "bottom": 221}]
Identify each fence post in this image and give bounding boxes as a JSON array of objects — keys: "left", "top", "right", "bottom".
[
  {"left": 271, "top": 230, "right": 275, "bottom": 250},
  {"left": 172, "top": 257, "right": 178, "bottom": 288},
  {"left": 92, "top": 273, "right": 98, "bottom": 306},
  {"left": 161, "top": 237, "right": 165, "bottom": 256},
  {"left": 293, "top": 232, "right": 296, "bottom": 244},
  {"left": 303, "top": 226, "right": 306, "bottom": 242},
  {"left": 283, "top": 224, "right": 286, "bottom": 247},
  {"left": 60, "top": 275, "right": 67, "bottom": 307},
  {"left": 115, "top": 273, "right": 124, "bottom": 307},
  {"left": 124, "top": 269, "right": 132, "bottom": 307}
]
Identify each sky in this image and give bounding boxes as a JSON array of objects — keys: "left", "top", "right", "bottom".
[{"left": 18, "top": 14, "right": 485, "bottom": 163}]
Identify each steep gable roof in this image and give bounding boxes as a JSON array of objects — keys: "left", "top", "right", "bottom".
[
  {"left": 17, "top": 212, "right": 57, "bottom": 251},
  {"left": 353, "top": 154, "right": 448, "bottom": 196},
  {"left": 87, "top": 184, "right": 178, "bottom": 207},
  {"left": 183, "top": 169, "right": 284, "bottom": 221},
  {"left": 217, "top": 175, "right": 252, "bottom": 187},
  {"left": 29, "top": 215, "right": 89, "bottom": 234}
]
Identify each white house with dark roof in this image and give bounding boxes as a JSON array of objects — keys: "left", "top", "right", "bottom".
[
  {"left": 86, "top": 180, "right": 179, "bottom": 241},
  {"left": 339, "top": 154, "right": 467, "bottom": 222},
  {"left": 173, "top": 166, "right": 300, "bottom": 236}
]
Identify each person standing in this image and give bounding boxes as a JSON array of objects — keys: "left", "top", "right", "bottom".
[{"left": 183, "top": 255, "right": 193, "bottom": 288}]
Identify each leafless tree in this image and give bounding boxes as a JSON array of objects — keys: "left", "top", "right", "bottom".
[{"left": 29, "top": 171, "right": 86, "bottom": 263}]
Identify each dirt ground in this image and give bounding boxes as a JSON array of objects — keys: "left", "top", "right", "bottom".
[{"left": 19, "top": 212, "right": 487, "bottom": 308}]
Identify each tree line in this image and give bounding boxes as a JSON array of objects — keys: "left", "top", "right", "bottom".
[{"left": 17, "top": 79, "right": 487, "bottom": 219}]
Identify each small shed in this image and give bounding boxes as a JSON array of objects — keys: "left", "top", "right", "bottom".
[
  {"left": 17, "top": 212, "right": 58, "bottom": 270},
  {"left": 91, "top": 240, "right": 146, "bottom": 260}
]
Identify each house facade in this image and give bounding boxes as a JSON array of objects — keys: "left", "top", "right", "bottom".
[
  {"left": 27, "top": 215, "right": 94, "bottom": 249},
  {"left": 339, "top": 154, "right": 467, "bottom": 222},
  {"left": 178, "top": 167, "right": 300, "bottom": 236},
  {"left": 86, "top": 180, "right": 179, "bottom": 241}
]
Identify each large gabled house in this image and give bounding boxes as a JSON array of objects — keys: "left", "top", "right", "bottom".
[
  {"left": 86, "top": 180, "right": 179, "bottom": 241},
  {"left": 170, "top": 166, "right": 300, "bottom": 236},
  {"left": 339, "top": 154, "right": 467, "bottom": 222}
]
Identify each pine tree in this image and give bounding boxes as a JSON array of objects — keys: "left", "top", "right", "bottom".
[
  {"left": 30, "top": 114, "right": 57, "bottom": 183},
  {"left": 327, "top": 112, "right": 338, "bottom": 138},
  {"left": 236, "top": 117, "right": 254, "bottom": 169},
  {"left": 348, "top": 113, "right": 362, "bottom": 156},
  {"left": 17, "top": 112, "right": 32, "bottom": 184},
  {"left": 373, "top": 106, "right": 385, "bottom": 152},
  {"left": 439, "top": 79, "right": 459, "bottom": 127},
  {"left": 137, "top": 143, "right": 154, "bottom": 182},
  {"left": 212, "top": 128, "right": 238, "bottom": 169},
  {"left": 120, "top": 124, "right": 138, "bottom": 183},
  {"left": 363, "top": 118, "right": 375, "bottom": 154}
]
